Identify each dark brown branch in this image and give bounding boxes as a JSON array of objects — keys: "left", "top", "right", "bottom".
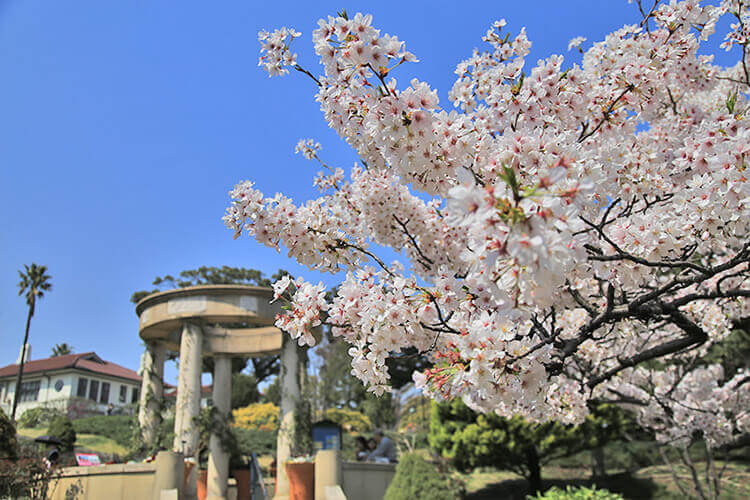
[{"left": 393, "top": 216, "right": 434, "bottom": 270}]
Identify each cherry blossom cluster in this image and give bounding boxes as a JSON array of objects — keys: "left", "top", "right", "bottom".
[
  {"left": 611, "top": 364, "right": 749, "bottom": 448},
  {"left": 258, "top": 27, "right": 301, "bottom": 76},
  {"left": 228, "top": 1, "right": 750, "bottom": 431}
]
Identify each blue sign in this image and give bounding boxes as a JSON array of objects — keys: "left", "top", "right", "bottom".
[{"left": 312, "top": 420, "right": 342, "bottom": 451}]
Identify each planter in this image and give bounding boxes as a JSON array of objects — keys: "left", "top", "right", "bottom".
[
  {"left": 232, "top": 468, "right": 251, "bottom": 500},
  {"left": 285, "top": 462, "right": 314, "bottom": 500},
  {"left": 197, "top": 469, "right": 208, "bottom": 500}
]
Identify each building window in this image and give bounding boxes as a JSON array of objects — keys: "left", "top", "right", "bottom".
[
  {"left": 77, "top": 378, "right": 88, "bottom": 398},
  {"left": 131, "top": 387, "right": 139, "bottom": 403},
  {"left": 100, "top": 382, "right": 110, "bottom": 403},
  {"left": 119, "top": 385, "right": 127, "bottom": 403},
  {"left": 89, "top": 380, "right": 99, "bottom": 401},
  {"left": 19, "top": 380, "right": 41, "bottom": 402}
]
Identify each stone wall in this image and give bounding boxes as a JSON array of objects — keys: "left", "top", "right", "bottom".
[
  {"left": 341, "top": 461, "right": 396, "bottom": 500},
  {"left": 48, "top": 463, "right": 155, "bottom": 500}
]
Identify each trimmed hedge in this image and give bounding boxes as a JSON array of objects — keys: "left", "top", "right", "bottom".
[
  {"left": 384, "top": 453, "right": 459, "bottom": 500},
  {"left": 72, "top": 415, "right": 135, "bottom": 447}
]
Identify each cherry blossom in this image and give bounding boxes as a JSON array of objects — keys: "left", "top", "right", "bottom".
[{"left": 226, "top": 2, "right": 750, "bottom": 437}]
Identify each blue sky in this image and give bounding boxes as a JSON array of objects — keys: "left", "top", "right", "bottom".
[{"left": 0, "top": 1, "right": 735, "bottom": 384}]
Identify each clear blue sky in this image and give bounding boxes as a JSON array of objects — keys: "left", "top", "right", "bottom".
[{"left": 0, "top": 1, "right": 735, "bottom": 384}]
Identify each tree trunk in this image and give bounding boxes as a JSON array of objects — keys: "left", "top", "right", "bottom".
[
  {"left": 592, "top": 446, "right": 606, "bottom": 478},
  {"left": 526, "top": 447, "right": 542, "bottom": 494},
  {"left": 11, "top": 305, "right": 34, "bottom": 422}
]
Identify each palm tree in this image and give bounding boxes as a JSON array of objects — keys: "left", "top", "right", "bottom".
[
  {"left": 51, "top": 343, "right": 73, "bottom": 357},
  {"left": 11, "top": 263, "right": 52, "bottom": 421}
]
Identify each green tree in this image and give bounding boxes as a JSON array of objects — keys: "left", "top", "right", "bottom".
[
  {"left": 429, "top": 400, "right": 634, "bottom": 494},
  {"left": 47, "top": 416, "right": 76, "bottom": 452},
  {"left": 12, "top": 263, "right": 52, "bottom": 421},
  {"left": 316, "top": 338, "right": 364, "bottom": 410},
  {"left": 50, "top": 343, "right": 73, "bottom": 357},
  {"left": 130, "top": 266, "right": 291, "bottom": 304},
  {"left": 231, "top": 372, "right": 260, "bottom": 409},
  {"left": 261, "top": 377, "right": 281, "bottom": 406},
  {"left": 361, "top": 391, "right": 396, "bottom": 428}
]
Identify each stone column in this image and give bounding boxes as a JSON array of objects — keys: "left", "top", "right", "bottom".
[
  {"left": 138, "top": 342, "right": 166, "bottom": 445},
  {"left": 173, "top": 321, "right": 204, "bottom": 456},
  {"left": 274, "top": 334, "right": 301, "bottom": 500},
  {"left": 206, "top": 355, "right": 232, "bottom": 500},
  {"left": 152, "top": 450, "right": 184, "bottom": 500},
  {"left": 314, "top": 450, "right": 341, "bottom": 500}
]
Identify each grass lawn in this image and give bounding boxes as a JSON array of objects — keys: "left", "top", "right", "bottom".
[
  {"left": 462, "top": 462, "right": 750, "bottom": 499},
  {"left": 17, "top": 426, "right": 129, "bottom": 457}
]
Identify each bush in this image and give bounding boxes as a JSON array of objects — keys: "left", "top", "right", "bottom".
[
  {"left": 17, "top": 407, "right": 63, "bottom": 429},
  {"left": 529, "top": 486, "right": 624, "bottom": 500},
  {"left": 323, "top": 408, "right": 372, "bottom": 433},
  {"left": 0, "top": 409, "right": 17, "bottom": 460},
  {"left": 72, "top": 415, "right": 135, "bottom": 447},
  {"left": 47, "top": 416, "right": 76, "bottom": 452},
  {"left": 233, "top": 428, "right": 277, "bottom": 457},
  {"left": 232, "top": 403, "right": 279, "bottom": 431},
  {"left": 0, "top": 457, "right": 53, "bottom": 499},
  {"left": 384, "top": 453, "right": 459, "bottom": 500}
]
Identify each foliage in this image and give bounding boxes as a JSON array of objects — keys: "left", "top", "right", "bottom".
[
  {"left": 701, "top": 328, "right": 750, "bottom": 379},
  {"left": 291, "top": 397, "right": 313, "bottom": 457},
  {"left": 314, "top": 337, "right": 396, "bottom": 427},
  {"left": 48, "top": 416, "right": 76, "bottom": 452},
  {"left": 18, "top": 407, "right": 64, "bottom": 429},
  {"left": 361, "top": 391, "right": 396, "bottom": 428},
  {"left": 0, "top": 456, "right": 53, "bottom": 499},
  {"left": 228, "top": 5, "right": 750, "bottom": 461},
  {"left": 130, "top": 265, "right": 291, "bottom": 303},
  {"left": 250, "top": 357, "right": 281, "bottom": 385},
  {"left": 51, "top": 343, "right": 73, "bottom": 357},
  {"left": 233, "top": 428, "right": 277, "bottom": 457},
  {"left": 399, "top": 396, "right": 432, "bottom": 433},
  {"left": 232, "top": 372, "right": 260, "bottom": 409},
  {"left": 323, "top": 408, "right": 372, "bottom": 433},
  {"left": 430, "top": 400, "right": 634, "bottom": 492},
  {"left": 232, "top": 402, "right": 279, "bottom": 432},
  {"left": 13, "top": 263, "right": 52, "bottom": 420},
  {"left": 529, "top": 486, "right": 624, "bottom": 500},
  {"left": 17, "top": 263, "right": 52, "bottom": 313},
  {"left": 261, "top": 377, "right": 281, "bottom": 406},
  {"left": 316, "top": 338, "right": 366, "bottom": 410},
  {"left": 194, "top": 406, "right": 238, "bottom": 467},
  {"left": 0, "top": 409, "right": 17, "bottom": 460},
  {"left": 72, "top": 415, "right": 135, "bottom": 447},
  {"left": 384, "top": 453, "right": 460, "bottom": 500},
  {"left": 130, "top": 416, "right": 175, "bottom": 457}
]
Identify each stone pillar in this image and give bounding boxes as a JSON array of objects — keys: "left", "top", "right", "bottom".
[
  {"left": 173, "top": 321, "right": 204, "bottom": 456},
  {"left": 152, "top": 450, "right": 184, "bottom": 500},
  {"left": 207, "top": 355, "right": 232, "bottom": 500},
  {"left": 314, "top": 450, "right": 341, "bottom": 500},
  {"left": 274, "top": 334, "right": 301, "bottom": 500},
  {"left": 139, "top": 342, "right": 166, "bottom": 445}
]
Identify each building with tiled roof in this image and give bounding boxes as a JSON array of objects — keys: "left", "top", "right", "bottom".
[{"left": 0, "top": 351, "right": 141, "bottom": 418}]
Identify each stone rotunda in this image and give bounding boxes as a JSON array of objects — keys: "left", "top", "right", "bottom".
[{"left": 136, "top": 285, "right": 303, "bottom": 500}]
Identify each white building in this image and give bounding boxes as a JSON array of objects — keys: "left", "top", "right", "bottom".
[{"left": 0, "top": 351, "right": 141, "bottom": 418}]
